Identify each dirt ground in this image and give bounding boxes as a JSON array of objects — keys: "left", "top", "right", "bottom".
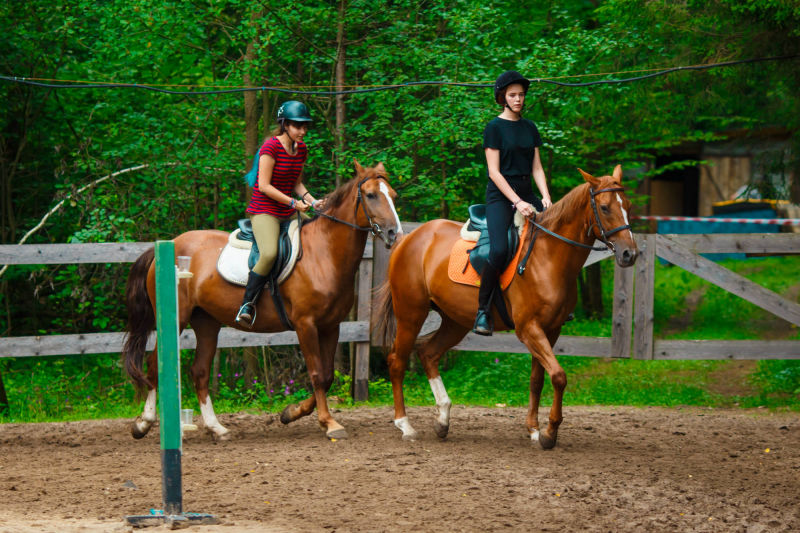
[{"left": 1, "top": 405, "right": 798, "bottom": 532}]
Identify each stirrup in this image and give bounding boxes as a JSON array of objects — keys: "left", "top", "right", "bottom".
[
  {"left": 235, "top": 302, "right": 256, "bottom": 328},
  {"left": 472, "top": 309, "right": 493, "bottom": 336}
]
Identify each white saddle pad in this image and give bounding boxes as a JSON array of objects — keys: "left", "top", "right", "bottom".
[
  {"left": 459, "top": 210, "right": 527, "bottom": 242},
  {"left": 216, "top": 220, "right": 301, "bottom": 286}
]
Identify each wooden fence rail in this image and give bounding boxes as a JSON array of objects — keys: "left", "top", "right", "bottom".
[{"left": 2, "top": 230, "right": 799, "bottom": 401}]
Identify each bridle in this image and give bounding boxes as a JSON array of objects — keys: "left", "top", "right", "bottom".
[
  {"left": 314, "top": 175, "right": 392, "bottom": 244},
  {"left": 518, "top": 185, "right": 631, "bottom": 275}
]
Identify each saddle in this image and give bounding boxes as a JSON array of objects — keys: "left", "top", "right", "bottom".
[
  {"left": 217, "top": 218, "right": 301, "bottom": 286},
  {"left": 462, "top": 204, "right": 521, "bottom": 276}
]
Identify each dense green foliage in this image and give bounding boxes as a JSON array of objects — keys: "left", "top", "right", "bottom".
[{"left": 1, "top": 1, "right": 799, "bottom": 420}]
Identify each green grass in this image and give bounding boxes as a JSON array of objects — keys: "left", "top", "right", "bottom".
[{"left": 1, "top": 256, "right": 798, "bottom": 423}]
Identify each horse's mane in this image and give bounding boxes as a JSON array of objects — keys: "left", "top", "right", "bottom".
[
  {"left": 317, "top": 166, "right": 388, "bottom": 213},
  {"left": 536, "top": 182, "right": 591, "bottom": 228}
]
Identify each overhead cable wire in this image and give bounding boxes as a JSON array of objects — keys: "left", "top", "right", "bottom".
[{"left": 1, "top": 54, "right": 798, "bottom": 96}]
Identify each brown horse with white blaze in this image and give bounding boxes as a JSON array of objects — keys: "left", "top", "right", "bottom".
[
  {"left": 374, "top": 165, "right": 638, "bottom": 449},
  {"left": 123, "top": 160, "right": 402, "bottom": 440}
]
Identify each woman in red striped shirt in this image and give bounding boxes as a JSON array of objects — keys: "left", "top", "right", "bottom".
[{"left": 236, "top": 100, "right": 323, "bottom": 327}]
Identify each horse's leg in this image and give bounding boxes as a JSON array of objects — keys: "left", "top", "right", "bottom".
[
  {"left": 279, "top": 325, "right": 340, "bottom": 427},
  {"left": 527, "top": 360, "right": 545, "bottom": 443},
  {"left": 517, "top": 322, "right": 567, "bottom": 450},
  {"left": 131, "top": 344, "right": 158, "bottom": 439},
  {"left": 387, "top": 313, "right": 428, "bottom": 440},
  {"left": 293, "top": 321, "right": 346, "bottom": 440},
  {"left": 416, "top": 313, "right": 469, "bottom": 439},
  {"left": 188, "top": 309, "right": 229, "bottom": 441}
]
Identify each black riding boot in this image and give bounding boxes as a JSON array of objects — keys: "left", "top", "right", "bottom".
[
  {"left": 473, "top": 263, "right": 499, "bottom": 336},
  {"left": 235, "top": 271, "right": 268, "bottom": 328}
]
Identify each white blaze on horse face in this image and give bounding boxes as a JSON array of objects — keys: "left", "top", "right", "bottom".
[
  {"left": 429, "top": 376, "right": 452, "bottom": 428},
  {"left": 199, "top": 396, "right": 229, "bottom": 438},
  {"left": 616, "top": 193, "right": 634, "bottom": 240},
  {"left": 379, "top": 181, "right": 404, "bottom": 236}
]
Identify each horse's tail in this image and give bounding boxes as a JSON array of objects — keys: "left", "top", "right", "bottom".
[
  {"left": 122, "top": 247, "right": 155, "bottom": 392},
  {"left": 372, "top": 280, "right": 396, "bottom": 351}
]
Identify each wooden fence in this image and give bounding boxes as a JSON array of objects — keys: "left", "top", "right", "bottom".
[{"left": 1, "top": 229, "right": 798, "bottom": 401}]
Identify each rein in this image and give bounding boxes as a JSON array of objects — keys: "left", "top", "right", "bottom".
[
  {"left": 314, "top": 175, "right": 390, "bottom": 243},
  {"left": 517, "top": 186, "right": 631, "bottom": 275}
]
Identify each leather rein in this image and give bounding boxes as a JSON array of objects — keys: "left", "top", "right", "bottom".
[
  {"left": 314, "top": 175, "right": 392, "bottom": 244},
  {"left": 518, "top": 186, "right": 631, "bottom": 275}
]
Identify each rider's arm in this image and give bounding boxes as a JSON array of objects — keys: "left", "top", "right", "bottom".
[{"left": 531, "top": 148, "right": 552, "bottom": 209}]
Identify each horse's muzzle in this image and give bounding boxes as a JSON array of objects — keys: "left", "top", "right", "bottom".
[
  {"left": 383, "top": 228, "right": 400, "bottom": 248},
  {"left": 615, "top": 245, "right": 638, "bottom": 267}
]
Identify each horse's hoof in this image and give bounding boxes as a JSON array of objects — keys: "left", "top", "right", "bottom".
[
  {"left": 401, "top": 430, "right": 419, "bottom": 441},
  {"left": 131, "top": 418, "right": 149, "bottom": 439},
  {"left": 327, "top": 428, "right": 349, "bottom": 440},
  {"left": 433, "top": 421, "right": 449, "bottom": 439},
  {"left": 280, "top": 405, "right": 296, "bottom": 425},
  {"left": 538, "top": 432, "right": 557, "bottom": 450},
  {"left": 213, "top": 431, "right": 232, "bottom": 443}
]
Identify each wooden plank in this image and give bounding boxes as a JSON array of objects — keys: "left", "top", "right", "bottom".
[
  {"left": 633, "top": 234, "right": 656, "bottom": 359},
  {"left": 662, "top": 233, "right": 800, "bottom": 254},
  {"left": 0, "top": 243, "right": 153, "bottom": 264},
  {"left": 0, "top": 322, "right": 370, "bottom": 358},
  {"left": 658, "top": 235, "right": 800, "bottom": 326},
  {"left": 353, "top": 258, "right": 373, "bottom": 401},
  {"left": 452, "top": 333, "right": 612, "bottom": 357},
  {"left": 653, "top": 339, "right": 800, "bottom": 360},
  {"left": 611, "top": 262, "right": 634, "bottom": 358}
]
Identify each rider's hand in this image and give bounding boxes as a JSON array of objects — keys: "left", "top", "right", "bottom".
[
  {"left": 295, "top": 199, "right": 311, "bottom": 213},
  {"left": 312, "top": 198, "right": 326, "bottom": 211},
  {"left": 516, "top": 201, "right": 536, "bottom": 218},
  {"left": 541, "top": 197, "right": 553, "bottom": 210}
]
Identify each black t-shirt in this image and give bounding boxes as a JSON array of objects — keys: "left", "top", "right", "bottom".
[{"left": 482, "top": 117, "right": 543, "bottom": 178}]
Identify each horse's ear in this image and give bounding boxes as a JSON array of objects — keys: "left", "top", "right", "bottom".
[
  {"left": 612, "top": 164, "right": 623, "bottom": 184},
  {"left": 578, "top": 168, "right": 600, "bottom": 187},
  {"left": 353, "top": 159, "right": 364, "bottom": 174},
  {"left": 375, "top": 161, "right": 386, "bottom": 174}
]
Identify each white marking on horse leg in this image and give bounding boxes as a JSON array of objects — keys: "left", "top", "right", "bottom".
[
  {"left": 379, "top": 181, "right": 404, "bottom": 237},
  {"left": 429, "top": 376, "right": 452, "bottom": 429},
  {"left": 530, "top": 428, "right": 540, "bottom": 443},
  {"left": 394, "top": 416, "right": 419, "bottom": 440},
  {"left": 199, "top": 396, "right": 229, "bottom": 438},
  {"left": 616, "top": 193, "right": 634, "bottom": 239},
  {"left": 135, "top": 389, "right": 157, "bottom": 433}
]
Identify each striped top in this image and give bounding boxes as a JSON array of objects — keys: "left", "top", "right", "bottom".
[{"left": 246, "top": 136, "right": 308, "bottom": 217}]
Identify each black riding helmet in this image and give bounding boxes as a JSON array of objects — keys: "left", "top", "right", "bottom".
[
  {"left": 277, "top": 100, "right": 313, "bottom": 123},
  {"left": 494, "top": 70, "right": 530, "bottom": 106}
]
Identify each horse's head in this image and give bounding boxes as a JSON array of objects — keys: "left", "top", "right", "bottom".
[
  {"left": 577, "top": 165, "right": 638, "bottom": 267},
  {"left": 353, "top": 159, "right": 403, "bottom": 248}
]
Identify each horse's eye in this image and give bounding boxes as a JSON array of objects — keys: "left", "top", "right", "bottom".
[
  {"left": 366, "top": 192, "right": 377, "bottom": 200},
  {"left": 600, "top": 204, "right": 610, "bottom": 214}
]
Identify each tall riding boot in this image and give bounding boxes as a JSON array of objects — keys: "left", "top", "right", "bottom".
[
  {"left": 473, "top": 263, "right": 499, "bottom": 336},
  {"left": 235, "top": 271, "right": 268, "bottom": 327}
]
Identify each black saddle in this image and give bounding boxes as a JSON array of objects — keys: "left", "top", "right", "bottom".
[
  {"left": 466, "top": 204, "right": 520, "bottom": 275},
  {"left": 235, "top": 218, "right": 295, "bottom": 283}
]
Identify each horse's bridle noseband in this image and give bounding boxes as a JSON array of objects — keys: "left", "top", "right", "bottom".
[
  {"left": 518, "top": 186, "right": 632, "bottom": 275},
  {"left": 315, "top": 175, "right": 392, "bottom": 243}
]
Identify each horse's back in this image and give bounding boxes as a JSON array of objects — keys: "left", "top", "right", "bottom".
[{"left": 392, "top": 219, "right": 460, "bottom": 270}]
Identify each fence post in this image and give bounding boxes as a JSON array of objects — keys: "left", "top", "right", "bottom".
[
  {"left": 611, "top": 262, "right": 634, "bottom": 358},
  {"left": 633, "top": 234, "right": 655, "bottom": 359},
  {"left": 353, "top": 256, "right": 373, "bottom": 401}
]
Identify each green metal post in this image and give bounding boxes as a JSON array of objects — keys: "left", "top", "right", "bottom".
[{"left": 154, "top": 240, "right": 182, "bottom": 515}]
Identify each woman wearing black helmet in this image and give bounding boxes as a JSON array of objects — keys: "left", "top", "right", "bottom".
[
  {"left": 473, "top": 71, "right": 552, "bottom": 336},
  {"left": 236, "top": 100, "right": 323, "bottom": 327}
]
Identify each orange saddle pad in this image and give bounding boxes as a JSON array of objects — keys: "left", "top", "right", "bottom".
[{"left": 447, "top": 223, "right": 530, "bottom": 289}]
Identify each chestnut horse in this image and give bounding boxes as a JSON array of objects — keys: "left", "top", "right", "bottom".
[
  {"left": 374, "top": 166, "right": 638, "bottom": 449},
  {"left": 123, "top": 161, "right": 402, "bottom": 441}
]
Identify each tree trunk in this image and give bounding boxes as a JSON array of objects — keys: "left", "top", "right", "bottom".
[
  {"left": 334, "top": 0, "right": 347, "bottom": 188},
  {"left": 0, "top": 365, "right": 8, "bottom": 415}
]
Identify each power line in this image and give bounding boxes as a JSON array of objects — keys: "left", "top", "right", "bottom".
[{"left": 1, "top": 55, "right": 797, "bottom": 96}]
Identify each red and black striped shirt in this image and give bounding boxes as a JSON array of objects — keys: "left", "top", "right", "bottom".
[{"left": 246, "top": 136, "right": 308, "bottom": 217}]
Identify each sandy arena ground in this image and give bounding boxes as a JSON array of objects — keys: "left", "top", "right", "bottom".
[{"left": 1, "top": 405, "right": 798, "bottom": 532}]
